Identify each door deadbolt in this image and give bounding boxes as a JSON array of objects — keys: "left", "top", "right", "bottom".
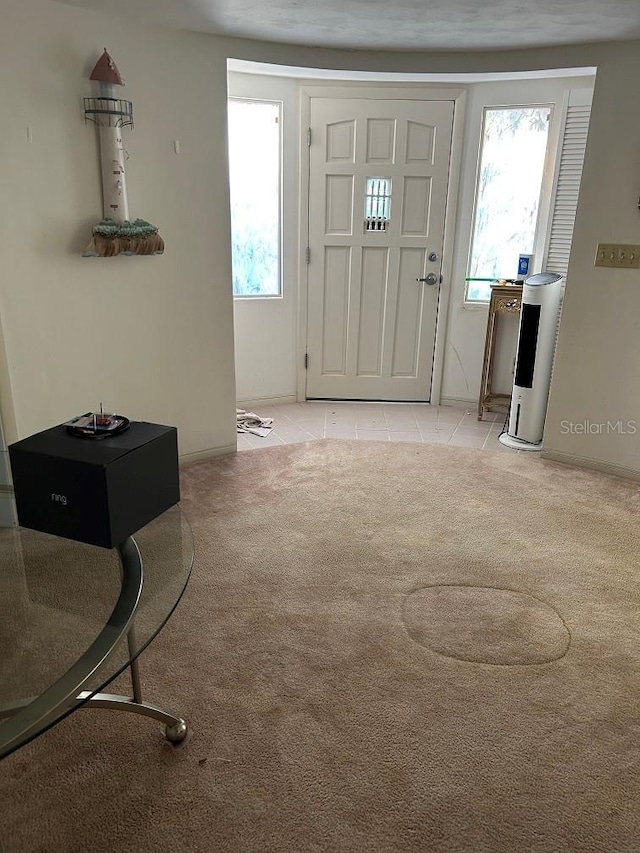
[
  {"left": 428, "top": 251, "right": 438, "bottom": 262},
  {"left": 417, "top": 273, "right": 439, "bottom": 286}
]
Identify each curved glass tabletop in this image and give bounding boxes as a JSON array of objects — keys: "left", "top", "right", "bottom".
[{"left": 0, "top": 505, "right": 193, "bottom": 759}]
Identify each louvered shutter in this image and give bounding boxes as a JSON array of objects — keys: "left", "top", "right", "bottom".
[
  {"left": 544, "top": 89, "right": 592, "bottom": 371},
  {"left": 543, "top": 90, "right": 592, "bottom": 283}
]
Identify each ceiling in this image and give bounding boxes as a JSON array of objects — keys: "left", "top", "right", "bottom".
[{"left": 58, "top": 0, "right": 640, "bottom": 51}]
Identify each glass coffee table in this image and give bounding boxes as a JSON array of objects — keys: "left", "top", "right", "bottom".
[{"left": 0, "top": 505, "right": 193, "bottom": 760}]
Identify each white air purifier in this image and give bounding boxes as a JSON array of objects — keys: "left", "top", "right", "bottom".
[{"left": 499, "top": 272, "right": 563, "bottom": 452}]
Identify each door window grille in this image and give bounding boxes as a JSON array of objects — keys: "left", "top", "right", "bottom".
[{"left": 364, "top": 178, "right": 391, "bottom": 232}]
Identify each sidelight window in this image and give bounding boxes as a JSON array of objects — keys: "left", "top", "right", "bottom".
[
  {"left": 228, "top": 98, "right": 282, "bottom": 297},
  {"left": 466, "top": 105, "right": 552, "bottom": 302}
]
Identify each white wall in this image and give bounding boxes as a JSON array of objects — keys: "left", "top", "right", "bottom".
[
  {"left": 228, "top": 72, "right": 300, "bottom": 407},
  {"left": 543, "top": 49, "right": 640, "bottom": 478},
  {"left": 0, "top": 0, "right": 236, "bottom": 460}
]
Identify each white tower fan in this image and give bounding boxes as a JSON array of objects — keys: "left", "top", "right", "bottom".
[{"left": 499, "top": 272, "right": 563, "bottom": 452}]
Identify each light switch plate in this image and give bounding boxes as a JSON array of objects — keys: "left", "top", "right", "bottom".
[{"left": 595, "top": 243, "right": 640, "bottom": 269}]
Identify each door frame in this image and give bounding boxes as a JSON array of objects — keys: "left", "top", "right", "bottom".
[{"left": 297, "top": 84, "right": 467, "bottom": 404}]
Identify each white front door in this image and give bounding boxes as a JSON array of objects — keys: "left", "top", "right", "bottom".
[{"left": 306, "top": 97, "right": 455, "bottom": 401}]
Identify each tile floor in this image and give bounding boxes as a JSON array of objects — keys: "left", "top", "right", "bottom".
[{"left": 237, "top": 401, "right": 524, "bottom": 455}]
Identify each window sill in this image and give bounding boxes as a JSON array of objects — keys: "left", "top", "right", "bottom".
[
  {"left": 462, "top": 300, "right": 490, "bottom": 310},
  {"left": 233, "top": 294, "right": 283, "bottom": 301}
]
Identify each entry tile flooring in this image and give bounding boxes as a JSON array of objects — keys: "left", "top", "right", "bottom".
[{"left": 237, "top": 401, "right": 521, "bottom": 454}]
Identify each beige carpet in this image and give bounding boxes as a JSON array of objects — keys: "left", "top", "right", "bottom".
[{"left": 3, "top": 439, "right": 640, "bottom": 852}]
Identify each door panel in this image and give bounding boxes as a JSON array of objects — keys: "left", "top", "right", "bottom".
[
  {"left": 357, "top": 247, "right": 389, "bottom": 376},
  {"left": 366, "top": 119, "right": 396, "bottom": 163},
  {"left": 393, "top": 248, "right": 426, "bottom": 378},
  {"left": 307, "top": 97, "right": 454, "bottom": 401},
  {"left": 401, "top": 177, "right": 432, "bottom": 236},
  {"left": 325, "top": 175, "right": 354, "bottom": 235},
  {"left": 406, "top": 121, "right": 436, "bottom": 164},
  {"left": 321, "top": 247, "right": 351, "bottom": 375},
  {"left": 326, "top": 121, "right": 356, "bottom": 162}
]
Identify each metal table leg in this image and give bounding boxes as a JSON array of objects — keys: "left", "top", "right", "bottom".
[
  {"left": 76, "top": 617, "right": 188, "bottom": 744},
  {"left": 0, "top": 535, "right": 188, "bottom": 754},
  {"left": 75, "top": 540, "right": 189, "bottom": 744}
]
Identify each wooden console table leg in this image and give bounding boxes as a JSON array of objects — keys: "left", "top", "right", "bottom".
[{"left": 478, "top": 310, "right": 496, "bottom": 420}]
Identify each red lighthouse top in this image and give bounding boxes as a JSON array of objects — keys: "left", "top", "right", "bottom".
[{"left": 90, "top": 49, "right": 124, "bottom": 86}]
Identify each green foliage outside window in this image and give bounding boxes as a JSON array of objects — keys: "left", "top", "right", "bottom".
[
  {"left": 466, "top": 106, "right": 552, "bottom": 302},
  {"left": 228, "top": 99, "right": 281, "bottom": 298}
]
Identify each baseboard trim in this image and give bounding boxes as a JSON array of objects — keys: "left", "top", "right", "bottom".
[
  {"left": 439, "top": 395, "right": 477, "bottom": 408},
  {"left": 180, "top": 443, "right": 237, "bottom": 465},
  {"left": 541, "top": 449, "right": 640, "bottom": 482},
  {"left": 237, "top": 395, "right": 297, "bottom": 409}
]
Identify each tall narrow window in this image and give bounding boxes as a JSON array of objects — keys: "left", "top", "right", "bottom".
[
  {"left": 466, "top": 106, "right": 552, "bottom": 302},
  {"left": 228, "top": 99, "right": 281, "bottom": 297}
]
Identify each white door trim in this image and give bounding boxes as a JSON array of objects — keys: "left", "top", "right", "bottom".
[{"left": 297, "top": 83, "right": 467, "bottom": 404}]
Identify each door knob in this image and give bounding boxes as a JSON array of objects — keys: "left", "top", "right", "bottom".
[{"left": 416, "top": 273, "right": 439, "bottom": 286}]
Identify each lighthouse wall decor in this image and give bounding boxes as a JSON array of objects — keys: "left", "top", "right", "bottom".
[{"left": 83, "top": 49, "right": 164, "bottom": 257}]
